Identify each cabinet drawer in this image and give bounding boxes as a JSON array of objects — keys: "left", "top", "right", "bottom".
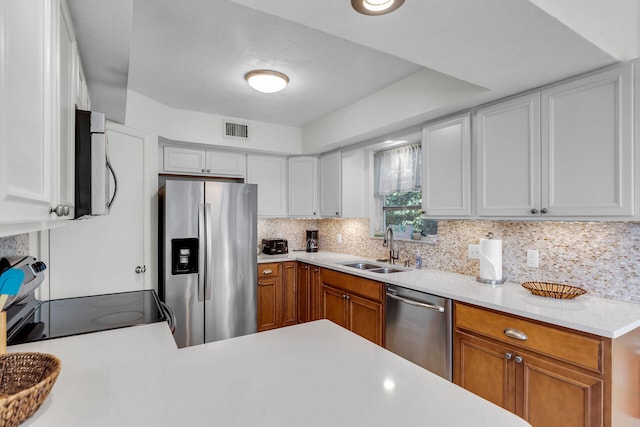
[
  {"left": 258, "top": 263, "right": 280, "bottom": 278},
  {"left": 320, "top": 269, "right": 383, "bottom": 302},
  {"left": 455, "top": 303, "right": 604, "bottom": 373}
]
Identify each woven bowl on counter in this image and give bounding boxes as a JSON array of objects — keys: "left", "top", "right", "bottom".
[
  {"left": 0, "top": 352, "right": 61, "bottom": 427},
  {"left": 521, "top": 281, "right": 587, "bottom": 299}
]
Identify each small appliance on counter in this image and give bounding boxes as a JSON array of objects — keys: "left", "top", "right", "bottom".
[
  {"left": 262, "top": 238, "right": 288, "bottom": 255},
  {"left": 306, "top": 230, "right": 318, "bottom": 253}
]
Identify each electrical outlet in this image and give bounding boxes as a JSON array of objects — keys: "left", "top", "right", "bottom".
[
  {"left": 468, "top": 244, "right": 480, "bottom": 259},
  {"left": 527, "top": 249, "right": 539, "bottom": 268},
  {"left": 337, "top": 234, "right": 342, "bottom": 244}
]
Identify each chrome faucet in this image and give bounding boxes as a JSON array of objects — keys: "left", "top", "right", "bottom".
[{"left": 383, "top": 226, "right": 399, "bottom": 265}]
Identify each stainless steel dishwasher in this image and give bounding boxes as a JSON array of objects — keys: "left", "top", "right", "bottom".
[{"left": 385, "top": 284, "right": 452, "bottom": 381}]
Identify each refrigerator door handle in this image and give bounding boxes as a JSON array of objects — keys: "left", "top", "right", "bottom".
[
  {"left": 198, "top": 203, "right": 205, "bottom": 302},
  {"left": 205, "top": 202, "right": 213, "bottom": 301}
]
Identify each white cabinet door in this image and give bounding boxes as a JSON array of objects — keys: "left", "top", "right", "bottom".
[
  {"left": 163, "top": 146, "right": 207, "bottom": 174},
  {"left": 49, "top": 125, "right": 148, "bottom": 298},
  {"left": 52, "top": 1, "right": 75, "bottom": 220},
  {"left": 422, "top": 114, "right": 471, "bottom": 217},
  {"left": 205, "top": 150, "right": 246, "bottom": 177},
  {"left": 541, "top": 65, "right": 633, "bottom": 217},
  {"left": 247, "top": 154, "right": 287, "bottom": 217},
  {"left": 341, "top": 149, "right": 367, "bottom": 218},
  {"left": 0, "top": 0, "right": 56, "bottom": 228},
  {"left": 319, "top": 151, "right": 341, "bottom": 217},
  {"left": 288, "top": 156, "right": 318, "bottom": 217},
  {"left": 476, "top": 93, "right": 541, "bottom": 217}
]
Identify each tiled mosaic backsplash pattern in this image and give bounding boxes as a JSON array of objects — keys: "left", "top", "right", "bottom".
[
  {"left": 0, "top": 234, "right": 29, "bottom": 258},
  {"left": 259, "top": 218, "right": 640, "bottom": 303}
]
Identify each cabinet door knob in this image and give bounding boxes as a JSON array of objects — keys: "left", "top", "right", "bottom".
[
  {"left": 530, "top": 208, "right": 538, "bottom": 214},
  {"left": 257, "top": 281, "right": 261, "bottom": 286},
  {"left": 201, "top": 169, "right": 206, "bottom": 173},
  {"left": 541, "top": 208, "right": 548, "bottom": 214},
  {"left": 207, "top": 169, "right": 211, "bottom": 173},
  {"left": 504, "top": 328, "right": 528, "bottom": 341},
  {"left": 336, "top": 212, "right": 339, "bottom": 216},
  {"left": 421, "top": 210, "right": 426, "bottom": 215},
  {"left": 135, "top": 265, "right": 146, "bottom": 274},
  {"left": 50, "top": 204, "right": 65, "bottom": 217},
  {"left": 63, "top": 205, "right": 70, "bottom": 216},
  {"left": 505, "top": 352, "right": 513, "bottom": 360},
  {"left": 515, "top": 355, "right": 523, "bottom": 364}
]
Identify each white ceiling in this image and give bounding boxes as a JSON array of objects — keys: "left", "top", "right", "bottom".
[{"left": 68, "top": 0, "right": 620, "bottom": 132}]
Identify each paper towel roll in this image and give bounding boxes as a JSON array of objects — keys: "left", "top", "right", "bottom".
[{"left": 479, "top": 238, "right": 502, "bottom": 281}]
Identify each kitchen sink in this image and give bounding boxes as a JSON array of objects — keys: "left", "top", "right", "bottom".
[
  {"left": 339, "top": 261, "right": 408, "bottom": 274},
  {"left": 341, "top": 262, "right": 381, "bottom": 270},
  {"left": 367, "top": 267, "right": 405, "bottom": 274}
]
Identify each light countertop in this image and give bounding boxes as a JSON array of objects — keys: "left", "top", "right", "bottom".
[
  {"left": 259, "top": 251, "right": 640, "bottom": 338},
  {"left": 13, "top": 321, "right": 530, "bottom": 427}
]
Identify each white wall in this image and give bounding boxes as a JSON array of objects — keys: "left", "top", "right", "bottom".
[
  {"left": 125, "top": 90, "right": 303, "bottom": 155},
  {"left": 301, "top": 68, "right": 487, "bottom": 154}
]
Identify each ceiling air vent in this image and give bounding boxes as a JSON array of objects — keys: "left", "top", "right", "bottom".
[{"left": 223, "top": 120, "right": 249, "bottom": 140}]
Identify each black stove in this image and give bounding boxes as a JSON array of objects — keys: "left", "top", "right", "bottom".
[{"left": 4, "top": 256, "right": 168, "bottom": 346}]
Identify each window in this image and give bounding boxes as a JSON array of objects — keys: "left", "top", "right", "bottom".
[{"left": 373, "top": 144, "right": 437, "bottom": 239}]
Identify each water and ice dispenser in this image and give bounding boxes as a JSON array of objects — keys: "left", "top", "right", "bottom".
[{"left": 171, "top": 238, "right": 199, "bottom": 275}]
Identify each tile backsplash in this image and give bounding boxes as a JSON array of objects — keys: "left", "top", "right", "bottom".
[
  {"left": 0, "top": 234, "right": 29, "bottom": 258},
  {"left": 259, "top": 218, "right": 640, "bottom": 303}
]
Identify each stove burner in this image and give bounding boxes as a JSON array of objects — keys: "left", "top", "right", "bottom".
[{"left": 93, "top": 311, "right": 145, "bottom": 327}]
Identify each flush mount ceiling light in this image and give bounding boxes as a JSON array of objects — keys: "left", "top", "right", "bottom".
[
  {"left": 244, "top": 69, "right": 289, "bottom": 93},
  {"left": 351, "top": 0, "right": 405, "bottom": 16}
]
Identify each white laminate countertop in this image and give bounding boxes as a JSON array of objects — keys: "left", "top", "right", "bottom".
[
  {"left": 13, "top": 321, "right": 530, "bottom": 427},
  {"left": 259, "top": 251, "right": 640, "bottom": 338}
]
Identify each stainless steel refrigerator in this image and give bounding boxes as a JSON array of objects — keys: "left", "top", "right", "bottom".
[{"left": 159, "top": 179, "right": 257, "bottom": 348}]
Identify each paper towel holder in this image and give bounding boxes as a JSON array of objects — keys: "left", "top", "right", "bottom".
[{"left": 476, "top": 231, "right": 506, "bottom": 285}]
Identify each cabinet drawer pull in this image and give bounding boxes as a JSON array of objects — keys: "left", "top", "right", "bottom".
[
  {"left": 504, "top": 328, "right": 528, "bottom": 341},
  {"left": 262, "top": 269, "right": 273, "bottom": 275},
  {"left": 530, "top": 208, "right": 538, "bottom": 214}
]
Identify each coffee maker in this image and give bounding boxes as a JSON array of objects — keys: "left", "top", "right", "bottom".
[{"left": 306, "top": 230, "right": 318, "bottom": 252}]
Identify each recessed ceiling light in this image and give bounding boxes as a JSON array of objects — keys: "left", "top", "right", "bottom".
[
  {"left": 351, "top": 0, "right": 405, "bottom": 16},
  {"left": 244, "top": 69, "right": 289, "bottom": 93}
]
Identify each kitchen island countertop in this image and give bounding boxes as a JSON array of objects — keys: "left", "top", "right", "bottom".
[
  {"left": 259, "top": 251, "right": 640, "bottom": 338},
  {"left": 13, "top": 321, "right": 530, "bottom": 427}
]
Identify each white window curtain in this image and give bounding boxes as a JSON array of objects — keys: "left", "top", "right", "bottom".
[{"left": 374, "top": 144, "right": 422, "bottom": 196}]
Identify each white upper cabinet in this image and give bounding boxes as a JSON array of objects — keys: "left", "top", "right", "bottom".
[
  {"left": 476, "top": 93, "right": 541, "bottom": 217},
  {"left": 247, "top": 154, "right": 287, "bottom": 217},
  {"left": 0, "top": 0, "right": 56, "bottom": 232},
  {"left": 0, "top": 0, "right": 88, "bottom": 234},
  {"left": 163, "top": 146, "right": 246, "bottom": 178},
  {"left": 341, "top": 149, "right": 367, "bottom": 218},
  {"left": 288, "top": 156, "right": 318, "bottom": 217},
  {"left": 422, "top": 113, "right": 471, "bottom": 217},
  {"left": 541, "top": 65, "right": 633, "bottom": 217},
  {"left": 319, "top": 151, "right": 342, "bottom": 217}
]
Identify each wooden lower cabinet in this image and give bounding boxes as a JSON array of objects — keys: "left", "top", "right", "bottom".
[
  {"left": 318, "top": 268, "right": 384, "bottom": 346},
  {"left": 281, "top": 262, "right": 297, "bottom": 327},
  {"left": 296, "top": 262, "right": 320, "bottom": 323},
  {"left": 454, "top": 302, "right": 607, "bottom": 427},
  {"left": 257, "top": 262, "right": 296, "bottom": 331}
]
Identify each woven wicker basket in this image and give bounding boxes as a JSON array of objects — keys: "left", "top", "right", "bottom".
[
  {"left": 522, "top": 281, "right": 587, "bottom": 299},
  {"left": 0, "top": 352, "right": 61, "bottom": 427}
]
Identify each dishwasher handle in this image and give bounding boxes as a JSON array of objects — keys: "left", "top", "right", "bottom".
[{"left": 386, "top": 292, "right": 445, "bottom": 312}]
